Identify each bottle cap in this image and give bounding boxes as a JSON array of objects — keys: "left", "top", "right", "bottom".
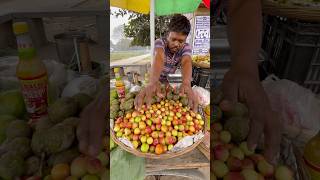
[
  {"left": 12, "top": 22, "right": 29, "bottom": 35},
  {"left": 114, "top": 67, "right": 119, "bottom": 73}
]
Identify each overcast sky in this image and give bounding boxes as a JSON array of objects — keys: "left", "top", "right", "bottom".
[{"left": 110, "top": 7, "right": 130, "bottom": 44}]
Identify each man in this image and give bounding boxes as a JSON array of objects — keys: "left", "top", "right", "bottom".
[
  {"left": 78, "top": 1, "right": 281, "bottom": 164},
  {"left": 134, "top": 14, "right": 199, "bottom": 111}
]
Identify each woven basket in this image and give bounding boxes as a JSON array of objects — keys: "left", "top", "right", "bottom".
[
  {"left": 111, "top": 107, "right": 208, "bottom": 159},
  {"left": 262, "top": 0, "right": 320, "bottom": 22}
]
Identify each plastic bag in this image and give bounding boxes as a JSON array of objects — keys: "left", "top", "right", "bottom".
[
  {"left": 0, "top": 57, "right": 70, "bottom": 95},
  {"left": 110, "top": 147, "right": 145, "bottom": 180},
  {"left": 192, "top": 86, "right": 210, "bottom": 106},
  {"left": 262, "top": 75, "right": 320, "bottom": 133},
  {"left": 61, "top": 75, "right": 98, "bottom": 97}
]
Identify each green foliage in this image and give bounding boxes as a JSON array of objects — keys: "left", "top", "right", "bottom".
[{"left": 112, "top": 9, "right": 172, "bottom": 47}]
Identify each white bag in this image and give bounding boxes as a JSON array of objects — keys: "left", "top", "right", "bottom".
[
  {"left": 192, "top": 86, "right": 210, "bottom": 106},
  {"left": 262, "top": 75, "right": 320, "bottom": 134}
]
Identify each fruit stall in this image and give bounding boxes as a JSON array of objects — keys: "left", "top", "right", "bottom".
[
  {"left": 109, "top": 65, "right": 211, "bottom": 179},
  {"left": 1, "top": 20, "right": 108, "bottom": 179},
  {"left": 0, "top": 54, "right": 109, "bottom": 179}
]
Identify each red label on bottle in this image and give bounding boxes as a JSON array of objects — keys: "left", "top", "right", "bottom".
[
  {"left": 19, "top": 74, "right": 48, "bottom": 121},
  {"left": 116, "top": 86, "right": 126, "bottom": 99}
]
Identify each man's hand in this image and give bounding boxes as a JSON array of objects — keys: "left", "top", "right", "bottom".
[
  {"left": 77, "top": 99, "right": 106, "bottom": 157},
  {"left": 220, "top": 68, "right": 281, "bottom": 164},
  {"left": 179, "top": 83, "right": 199, "bottom": 112},
  {"left": 135, "top": 81, "right": 164, "bottom": 109}
]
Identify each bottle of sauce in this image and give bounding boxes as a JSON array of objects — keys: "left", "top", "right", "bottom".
[
  {"left": 303, "top": 131, "right": 320, "bottom": 180},
  {"left": 13, "top": 22, "right": 49, "bottom": 124},
  {"left": 114, "top": 67, "right": 125, "bottom": 99}
]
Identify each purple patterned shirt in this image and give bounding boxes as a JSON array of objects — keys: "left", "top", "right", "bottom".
[{"left": 154, "top": 38, "right": 192, "bottom": 83}]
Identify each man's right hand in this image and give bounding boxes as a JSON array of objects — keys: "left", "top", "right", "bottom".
[{"left": 134, "top": 81, "right": 164, "bottom": 109}]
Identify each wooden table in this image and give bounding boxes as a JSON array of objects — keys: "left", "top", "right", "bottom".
[{"left": 146, "top": 147, "right": 210, "bottom": 180}]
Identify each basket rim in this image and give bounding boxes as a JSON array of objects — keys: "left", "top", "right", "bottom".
[
  {"left": 262, "top": 0, "right": 320, "bottom": 22},
  {"left": 111, "top": 129, "right": 206, "bottom": 159},
  {"left": 110, "top": 108, "right": 208, "bottom": 159}
]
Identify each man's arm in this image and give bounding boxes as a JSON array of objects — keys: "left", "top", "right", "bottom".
[
  {"left": 222, "top": 0, "right": 281, "bottom": 163},
  {"left": 149, "top": 48, "right": 165, "bottom": 84},
  {"left": 227, "top": 0, "right": 262, "bottom": 75},
  {"left": 180, "top": 55, "right": 199, "bottom": 111},
  {"left": 181, "top": 55, "right": 192, "bottom": 86},
  {"left": 135, "top": 48, "right": 165, "bottom": 109}
]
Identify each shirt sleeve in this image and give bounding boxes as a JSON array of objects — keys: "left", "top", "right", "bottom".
[
  {"left": 181, "top": 43, "right": 192, "bottom": 57},
  {"left": 154, "top": 39, "right": 165, "bottom": 50}
]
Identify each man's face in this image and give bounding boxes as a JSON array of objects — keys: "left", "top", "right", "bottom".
[{"left": 167, "top": 32, "right": 187, "bottom": 53}]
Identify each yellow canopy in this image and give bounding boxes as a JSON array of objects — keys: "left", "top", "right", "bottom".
[{"left": 111, "top": 0, "right": 150, "bottom": 14}]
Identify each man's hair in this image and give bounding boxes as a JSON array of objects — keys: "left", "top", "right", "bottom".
[{"left": 168, "top": 14, "right": 191, "bottom": 36}]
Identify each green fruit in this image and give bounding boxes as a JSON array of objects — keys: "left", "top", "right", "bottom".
[
  {"left": 173, "top": 95, "right": 180, "bottom": 101},
  {"left": 6, "top": 120, "right": 31, "bottom": 139},
  {"left": 82, "top": 174, "right": 99, "bottom": 180},
  {"left": 219, "top": 130, "right": 231, "bottom": 144},
  {"left": 224, "top": 117, "right": 250, "bottom": 143},
  {"left": 25, "top": 156, "right": 40, "bottom": 176},
  {"left": 0, "top": 115, "right": 15, "bottom": 144},
  {"left": 62, "top": 117, "right": 80, "bottom": 128},
  {"left": 48, "top": 97, "right": 78, "bottom": 124},
  {"left": 140, "top": 143, "right": 149, "bottom": 153},
  {"left": 110, "top": 89, "right": 118, "bottom": 100},
  {"left": 241, "top": 169, "right": 259, "bottom": 180},
  {"left": 0, "top": 90, "right": 26, "bottom": 118},
  {"left": 31, "top": 123, "right": 75, "bottom": 155},
  {"left": 275, "top": 165, "right": 294, "bottom": 180},
  {"left": 110, "top": 138, "right": 117, "bottom": 151},
  {"left": 72, "top": 93, "right": 93, "bottom": 111},
  {"left": 70, "top": 156, "right": 87, "bottom": 178},
  {"left": 110, "top": 111, "right": 118, "bottom": 119},
  {"left": 35, "top": 117, "right": 54, "bottom": 131},
  {"left": 212, "top": 160, "right": 229, "bottom": 178},
  {"left": 239, "top": 142, "right": 255, "bottom": 156},
  {"left": 0, "top": 152, "right": 25, "bottom": 179},
  {"left": 118, "top": 111, "right": 124, "bottom": 117},
  {"left": 224, "top": 102, "right": 249, "bottom": 117},
  {"left": 180, "top": 96, "right": 188, "bottom": 106},
  {"left": 230, "top": 147, "right": 245, "bottom": 160},
  {"left": 124, "top": 92, "right": 135, "bottom": 100},
  {"left": 4, "top": 137, "right": 31, "bottom": 158},
  {"left": 48, "top": 147, "right": 80, "bottom": 166}
]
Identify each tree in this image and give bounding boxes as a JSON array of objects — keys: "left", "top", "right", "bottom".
[
  {"left": 112, "top": 24, "right": 125, "bottom": 41},
  {"left": 114, "top": 38, "right": 132, "bottom": 51},
  {"left": 110, "top": 40, "right": 115, "bottom": 48},
  {"left": 112, "top": 9, "right": 172, "bottom": 47}
]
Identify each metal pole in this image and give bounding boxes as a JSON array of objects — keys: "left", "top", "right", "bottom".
[{"left": 150, "top": 0, "right": 155, "bottom": 64}]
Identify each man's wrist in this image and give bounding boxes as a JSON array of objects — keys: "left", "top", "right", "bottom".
[
  {"left": 231, "top": 57, "right": 259, "bottom": 76},
  {"left": 182, "top": 80, "right": 191, "bottom": 87}
]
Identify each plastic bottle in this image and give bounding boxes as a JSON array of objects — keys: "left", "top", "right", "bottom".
[
  {"left": 114, "top": 68, "right": 125, "bottom": 99},
  {"left": 13, "top": 22, "right": 49, "bottom": 123}
]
